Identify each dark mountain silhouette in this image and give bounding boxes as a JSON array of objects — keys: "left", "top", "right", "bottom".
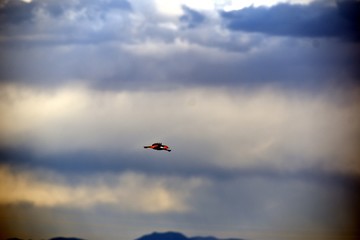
[
  {"left": 136, "top": 231, "right": 244, "bottom": 240},
  {"left": 6, "top": 231, "right": 244, "bottom": 240},
  {"left": 191, "top": 237, "right": 217, "bottom": 240},
  {"left": 49, "top": 238, "right": 85, "bottom": 240},
  {"left": 191, "top": 237, "right": 241, "bottom": 240},
  {"left": 136, "top": 232, "right": 187, "bottom": 240},
  {"left": 6, "top": 238, "right": 85, "bottom": 240}
]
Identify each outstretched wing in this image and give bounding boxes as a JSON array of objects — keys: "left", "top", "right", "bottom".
[{"left": 144, "top": 143, "right": 171, "bottom": 152}]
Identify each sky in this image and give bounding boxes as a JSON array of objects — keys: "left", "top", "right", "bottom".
[{"left": 0, "top": 0, "right": 359, "bottom": 240}]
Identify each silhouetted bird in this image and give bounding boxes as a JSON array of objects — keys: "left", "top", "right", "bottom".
[{"left": 144, "top": 143, "right": 171, "bottom": 152}]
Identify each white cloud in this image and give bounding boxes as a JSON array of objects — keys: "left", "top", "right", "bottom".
[
  {"left": 150, "top": 0, "right": 318, "bottom": 15},
  {"left": 151, "top": 0, "right": 319, "bottom": 15},
  {"left": 0, "top": 165, "right": 204, "bottom": 212}
]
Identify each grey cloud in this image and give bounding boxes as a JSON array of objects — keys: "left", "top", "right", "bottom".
[
  {"left": 53, "top": 0, "right": 133, "bottom": 19},
  {"left": 2, "top": 145, "right": 360, "bottom": 191},
  {"left": 220, "top": 1, "right": 360, "bottom": 41},
  {"left": 0, "top": 0, "right": 358, "bottom": 89},
  {"left": 180, "top": 6, "right": 206, "bottom": 29},
  {"left": 1, "top": 37, "right": 357, "bottom": 90},
  {"left": 190, "top": 176, "right": 360, "bottom": 238},
  {"left": 0, "top": 0, "right": 133, "bottom": 47},
  {"left": 0, "top": 0, "right": 131, "bottom": 24},
  {"left": 0, "top": 0, "right": 36, "bottom": 24}
]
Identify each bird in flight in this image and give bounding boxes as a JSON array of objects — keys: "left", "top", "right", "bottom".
[{"left": 144, "top": 143, "right": 171, "bottom": 152}]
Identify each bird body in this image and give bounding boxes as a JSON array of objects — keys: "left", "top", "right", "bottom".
[{"left": 144, "top": 143, "right": 171, "bottom": 152}]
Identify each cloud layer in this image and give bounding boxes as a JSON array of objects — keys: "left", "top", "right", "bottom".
[
  {"left": 0, "top": 165, "right": 204, "bottom": 213},
  {"left": 1, "top": 0, "right": 359, "bottom": 240},
  {"left": 221, "top": 1, "right": 360, "bottom": 40},
  {"left": 0, "top": 0, "right": 359, "bottom": 89},
  {"left": 1, "top": 85, "right": 359, "bottom": 176}
]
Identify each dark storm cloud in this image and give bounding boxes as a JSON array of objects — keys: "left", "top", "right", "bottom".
[
  {"left": 338, "top": 0, "right": 360, "bottom": 23},
  {"left": 0, "top": 0, "right": 36, "bottom": 24},
  {"left": 221, "top": 1, "right": 360, "bottom": 40},
  {"left": 180, "top": 6, "right": 206, "bottom": 29}
]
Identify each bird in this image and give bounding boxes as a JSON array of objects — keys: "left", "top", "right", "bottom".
[{"left": 144, "top": 142, "right": 171, "bottom": 152}]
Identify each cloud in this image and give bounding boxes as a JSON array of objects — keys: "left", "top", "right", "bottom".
[
  {"left": 0, "top": 0, "right": 133, "bottom": 48},
  {"left": 0, "top": 0, "right": 358, "bottom": 89},
  {"left": 1, "top": 85, "right": 359, "bottom": 176},
  {"left": 180, "top": 6, "right": 206, "bottom": 29},
  {"left": 0, "top": 165, "right": 204, "bottom": 213},
  {"left": 0, "top": 0, "right": 36, "bottom": 24},
  {"left": 1, "top": 34, "right": 358, "bottom": 90},
  {"left": 1, "top": 161, "right": 359, "bottom": 240},
  {"left": 221, "top": 1, "right": 360, "bottom": 40},
  {"left": 220, "top": 0, "right": 318, "bottom": 11},
  {"left": 0, "top": 0, "right": 132, "bottom": 24},
  {"left": 0, "top": 1, "right": 359, "bottom": 239}
]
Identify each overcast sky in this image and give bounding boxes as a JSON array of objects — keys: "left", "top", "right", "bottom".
[{"left": 1, "top": 1, "right": 359, "bottom": 240}]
